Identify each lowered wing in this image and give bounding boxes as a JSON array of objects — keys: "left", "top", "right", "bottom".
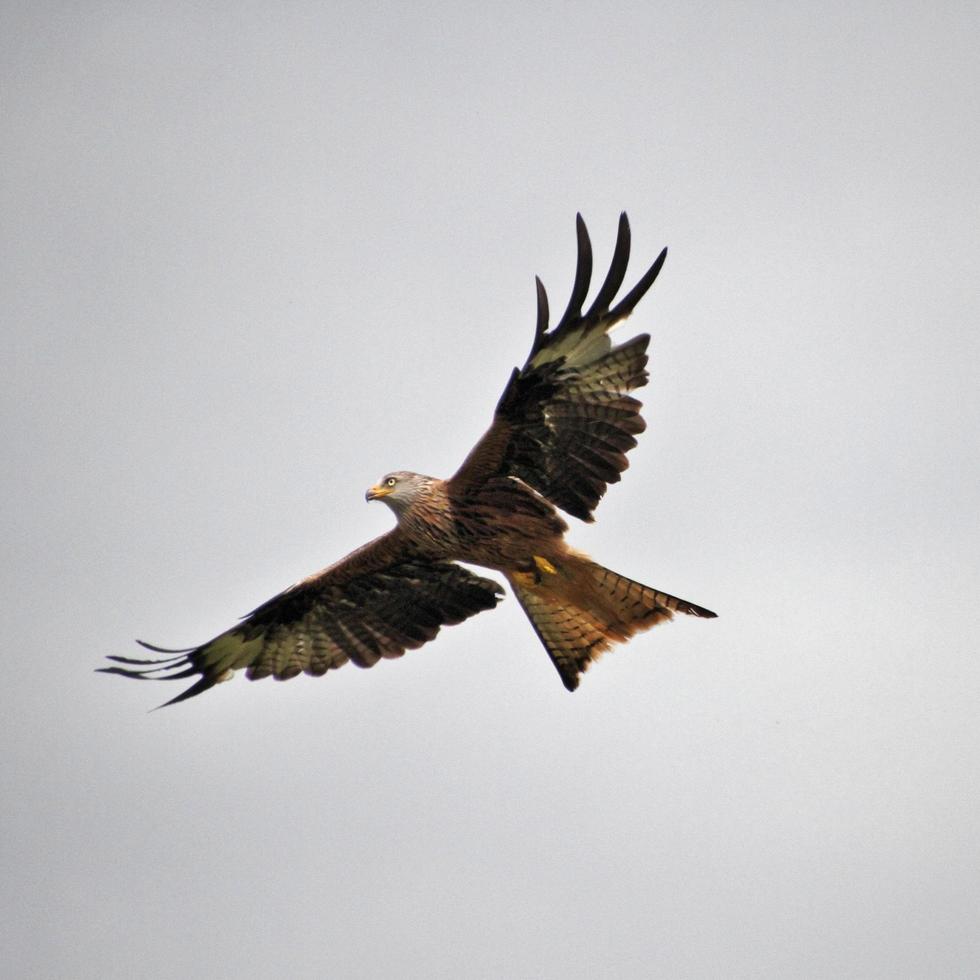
[{"left": 100, "top": 530, "right": 502, "bottom": 707}]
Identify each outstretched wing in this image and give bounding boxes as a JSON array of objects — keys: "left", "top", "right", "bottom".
[
  {"left": 450, "top": 212, "right": 664, "bottom": 522},
  {"left": 100, "top": 530, "right": 503, "bottom": 707}
]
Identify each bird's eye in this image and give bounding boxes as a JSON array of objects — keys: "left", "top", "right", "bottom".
[{"left": 386, "top": 477, "right": 397, "bottom": 487}]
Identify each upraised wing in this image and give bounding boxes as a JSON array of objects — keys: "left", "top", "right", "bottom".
[
  {"left": 450, "top": 213, "right": 664, "bottom": 522},
  {"left": 100, "top": 530, "right": 502, "bottom": 706}
]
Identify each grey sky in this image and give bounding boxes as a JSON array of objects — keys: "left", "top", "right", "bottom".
[{"left": 3, "top": 2, "right": 978, "bottom": 977}]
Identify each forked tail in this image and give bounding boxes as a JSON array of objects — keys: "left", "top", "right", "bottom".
[{"left": 506, "top": 554, "right": 716, "bottom": 691}]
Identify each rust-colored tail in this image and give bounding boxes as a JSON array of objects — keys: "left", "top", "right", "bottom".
[{"left": 506, "top": 554, "right": 716, "bottom": 691}]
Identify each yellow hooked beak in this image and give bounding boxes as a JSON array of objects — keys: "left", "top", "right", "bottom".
[{"left": 365, "top": 484, "right": 393, "bottom": 501}]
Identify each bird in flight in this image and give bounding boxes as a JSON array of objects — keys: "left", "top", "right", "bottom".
[{"left": 101, "top": 214, "right": 716, "bottom": 707}]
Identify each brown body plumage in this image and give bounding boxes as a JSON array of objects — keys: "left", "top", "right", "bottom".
[{"left": 101, "top": 213, "right": 716, "bottom": 706}]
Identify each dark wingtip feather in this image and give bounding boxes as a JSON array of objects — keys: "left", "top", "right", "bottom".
[
  {"left": 99, "top": 640, "right": 207, "bottom": 704},
  {"left": 97, "top": 665, "right": 151, "bottom": 679},
  {"left": 608, "top": 246, "right": 667, "bottom": 323},
  {"left": 530, "top": 275, "right": 550, "bottom": 356},
  {"left": 585, "top": 212, "right": 632, "bottom": 318},
  {"left": 102, "top": 656, "right": 174, "bottom": 668},
  {"left": 135, "top": 639, "right": 197, "bottom": 654},
  {"left": 96, "top": 663, "right": 197, "bottom": 680},
  {"left": 151, "top": 675, "right": 221, "bottom": 710},
  {"left": 555, "top": 213, "right": 593, "bottom": 332}
]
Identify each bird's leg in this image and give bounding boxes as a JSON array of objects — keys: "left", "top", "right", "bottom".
[
  {"left": 533, "top": 555, "right": 558, "bottom": 576},
  {"left": 513, "top": 555, "right": 560, "bottom": 586}
]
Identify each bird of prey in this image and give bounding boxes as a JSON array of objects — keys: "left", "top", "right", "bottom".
[{"left": 101, "top": 213, "right": 716, "bottom": 707}]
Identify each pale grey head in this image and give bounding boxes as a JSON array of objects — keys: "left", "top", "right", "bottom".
[{"left": 365, "top": 470, "right": 438, "bottom": 517}]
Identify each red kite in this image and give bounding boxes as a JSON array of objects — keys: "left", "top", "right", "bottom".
[{"left": 102, "top": 214, "right": 715, "bottom": 706}]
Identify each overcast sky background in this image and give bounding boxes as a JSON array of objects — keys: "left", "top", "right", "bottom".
[{"left": 3, "top": 3, "right": 979, "bottom": 978}]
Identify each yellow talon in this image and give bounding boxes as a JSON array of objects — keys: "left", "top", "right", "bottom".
[{"left": 533, "top": 556, "right": 557, "bottom": 575}]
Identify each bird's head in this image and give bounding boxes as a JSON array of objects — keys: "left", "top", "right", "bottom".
[{"left": 365, "top": 471, "right": 434, "bottom": 516}]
